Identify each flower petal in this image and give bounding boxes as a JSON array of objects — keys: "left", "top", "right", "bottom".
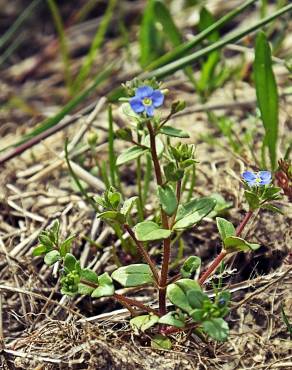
[
  {"left": 258, "top": 171, "right": 272, "bottom": 185},
  {"left": 145, "top": 105, "right": 154, "bottom": 117},
  {"left": 135, "top": 86, "right": 153, "bottom": 99},
  {"left": 151, "top": 90, "right": 164, "bottom": 107},
  {"left": 130, "top": 98, "right": 145, "bottom": 113},
  {"left": 242, "top": 171, "right": 257, "bottom": 182}
]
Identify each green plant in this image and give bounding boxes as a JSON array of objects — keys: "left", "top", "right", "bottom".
[{"left": 34, "top": 80, "right": 282, "bottom": 347}]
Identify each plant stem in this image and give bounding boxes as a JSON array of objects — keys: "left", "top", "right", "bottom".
[
  {"left": 199, "top": 210, "right": 254, "bottom": 285},
  {"left": 79, "top": 278, "right": 158, "bottom": 316},
  {"left": 159, "top": 238, "right": 170, "bottom": 315},
  {"left": 146, "top": 121, "right": 170, "bottom": 315},
  {"left": 113, "top": 293, "right": 159, "bottom": 315},
  {"left": 170, "top": 180, "right": 182, "bottom": 228},
  {"left": 198, "top": 250, "right": 227, "bottom": 285},
  {"left": 161, "top": 322, "right": 198, "bottom": 335},
  {"left": 123, "top": 224, "right": 160, "bottom": 283},
  {"left": 235, "top": 210, "right": 253, "bottom": 236}
]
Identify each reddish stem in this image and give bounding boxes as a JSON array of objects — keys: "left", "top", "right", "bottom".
[
  {"left": 198, "top": 210, "right": 254, "bottom": 285},
  {"left": 161, "top": 323, "right": 197, "bottom": 335},
  {"left": 198, "top": 250, "right": 227, "bottom": 285},
  {"left": 113, "top": 293, "right": 159, "bottom": 316},
  {"left": 146, "top": 121, "right": 171, "bottom": 316},
  {"left": 123, "top": 224, "right": 160, "bottom": 283},
  {"left": 159, "top": 238, "right": 171, "bottom": 315},
  {"left": 80, "top": 278, "right": 158, "bottom": 316},
  {"left": 235, "top": 210, "right": 253, "bottom": 236}
]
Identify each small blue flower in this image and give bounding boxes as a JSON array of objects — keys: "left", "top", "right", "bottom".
[
  {"left": 242, "top": 170, "right": 272, "bottom": 187},
  {"left": 129, "top": 85, "right": 164, "bottom": 117}
]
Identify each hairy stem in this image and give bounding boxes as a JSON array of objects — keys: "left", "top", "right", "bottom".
[
  {"left": 199, "top": 210, "right": 254, "bottom": 285},
  {"left": 123, "top": 224, "right": 160, "bottom": 283}
]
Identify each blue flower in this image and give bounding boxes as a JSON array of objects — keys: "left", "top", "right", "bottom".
[
  {"left": 129, "top": 85, "right": 164, "bottom": 117},
  {"left": 242, "top": 170, "right": 272, "bottom": 187}
]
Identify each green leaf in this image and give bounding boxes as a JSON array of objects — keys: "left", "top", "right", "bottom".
[
  {"left": 91, "top": 272, "right": 115, "bottom": 298},
  {"left": 108, "top": 191, "right": 122, "bottom": 209},
  {"left": 38, "top": 234, "right": 54, "bottom": 249},
  {"left": 173, "top": 197, "right": 216, "bottom": 230},
  {"left": 143, "top": 135, "right": 164, "bottom": 157},
  {"left": 78, "top": 283, "right": 94, "bottom": 296},
  {"left": 59, "top": 235, "right": 75, "bottom": 257},
  {"left": 163, "top": 161, "right": 184, "bottom": 182},
  {"left": 111, "top": 264, "right": 154, "bottom": 287},
  {"left": 78, "top": 269, "right": 99, "bottom": 295},
  {"left": 49, "top": 219, "right": 60, "bottom": 238},
  {"left": 180, "top": 256, "right": 201, "bottom": 278},
  {"left": 64, "top": 253, "right": 77, "bottom": 272},
  {"left": 190, "top": 309, "right": 206, "bottom": 322},
  {"left": 263, "top": 186, "right": 282, "bottom": 200},
  {"left": 44, "top": 250, "right": 61, "bottom": 266},
  {"left": 151, "top": 334, "right": 172, "bottom": 350},
  {"left": 202, "top": 318, "right": 229, "bottom": 341},
  {"left": 115, "top": 127, "right": 133, "bottom": 142},
  {"left": 32, "top": 244, "right": 49, "bottom": 257},
  {"left": 130, "top": 314, "right": 159, "bottom": 333},
  {"left": 157, "top": 184, "right": 177, "bottom": 216},
  {"left": 216, "top": 217, "right": 236, "bottom": 241},
  {"left": 80, "top": 268, "right": 99, "bottom": 283},
  {"left": 223, "top": 236, "right": 260, "bottom": 252},
  {"left": 134, "top": 221, "right": 172, "bottom": 242},
  {"left": 97, "top": 211, "right": 125, "bottom": 224},
  {"left": 116, "top": 146, "right": 148, "bottom": 166},
  {"left": 139, "top": 0, "right": 161, "bottom": 67},
  {"left": 158, "top": 312, "right": 185, "bottom": 328},
  {"left": 167, "top": 279, "right": 201, "bottom": 314},
  {"left": 244, "top": 190, "right": 260, "bottom": 210},
  {"left": 146, "top": 0, "right": 257, "bottom": 71},
  {"left": 153, "top": 0, "right": 182, "bottom": 46},
  {"left": 254, "top": 31, "right": 279, "bottom": 170},
  {"left": 208, "top": 193, "right": 233, "bottom": 217},
  {"left": 171, "top": 100, "right": 186, "bottom": 114},
  {"left": 159, "top": 126, "right": 190, "bottom": 138},
  {"left": 144, "top": 2, "right": 292, "bottom": 79},
  {"left": 197, "top": 7, "right": 220, "bottom": 93},
  {"left": 261, "top": 204, "right": 284, "bottom": 215},
  {"left": 187, "top": 290, "right": 209, "bottom": 310},
  {"left": 120, "top": 196, "right": 138, "bottom": 216}
]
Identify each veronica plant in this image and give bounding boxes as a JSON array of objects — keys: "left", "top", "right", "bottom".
[{"left": 34, "top": 80, "right": 283, "bottom": 347}]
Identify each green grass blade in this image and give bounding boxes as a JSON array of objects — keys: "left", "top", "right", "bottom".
[
  {"left": 139, "top": 0, "right": 162, "bottom": 67},
  {"left": 153, "top": 1, "right": 182, "bottom": 45},
  {"left": 0, "top": 34, "right": 25, "bottom": 67},
  {"left": 153, "top": 0, "right": 196, "bottom": 87},
  {"left": 47, "top": 0, "right": 73, "bottom": 94},
  {"left": 281, "top": 304, "right": 292, "bottom": 339},
  {"left": 1, "top": 63, "right": 114, "bottom": 151},
  {"left": 146, "top": 0, "right": 257, "bottom": 71},
  {"left": 254, "top": 31, "right": 279, "bottom": 170},
  {"left": 73, "top": 0, "right": 117, "bottom": 92},
  {"left": 197, "top": 7, "right": 220, "bottom": 94},
  {"left": 144, "top": 3, "right": 292, "bottom": 79},
  {"left": 0, "top": 0, "right": 41, "bottom": 50},
  {"left": 108, "top": 104, "right": 117, "bottom": 187}
]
